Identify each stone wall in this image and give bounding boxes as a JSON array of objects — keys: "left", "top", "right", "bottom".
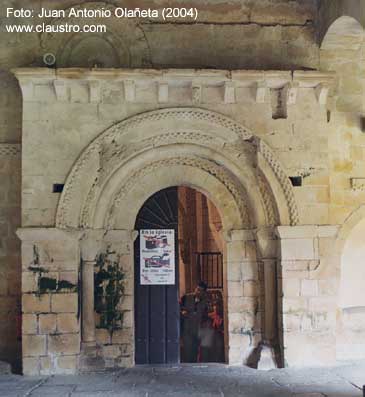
[
  {"left": 1, "top": 0, "right": 365, "bottom": 373},
  {"left": 14, "top": 68, "right": 333, "bottom": 228},
  {"left": 0, "top": 0, "right": 323, "bottom": 370},
  {"left": 17, "top": 229, "right": 82, "bottom": 375},
  {"left": 277, "top": 226, "right": 339, "bottom": 367},
  {"left": 11, "top": 67, "right": 328, "bottom": 371}
]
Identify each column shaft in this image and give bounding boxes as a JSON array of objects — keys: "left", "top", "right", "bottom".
[{"left": 82, "top": 261, "right": 95, "bottom": 345}]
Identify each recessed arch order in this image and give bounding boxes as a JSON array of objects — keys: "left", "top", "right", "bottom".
[{"left": 55, "top": 107, "right": 299, "bottom": 231}]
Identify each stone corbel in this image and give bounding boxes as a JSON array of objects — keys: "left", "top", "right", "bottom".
[
  {"left": 315, "top": 83, "right": 330, "bottom": 106},
  {"left": 285, "top": 81, "right": 299, "bottom": 106},
  {"left": 88, "top": 81, "right": 100, "bottom": 103},
  {"left": 18, "top": 80, "right": 34, "bottom": 101},
  {"left": 255, "top": 81, "right": 267, "bottom": 103},
  {"left": 192, "top": 83, "right": 202, "bottom": 104},
  {"left": 224, "top": 81, "right": 236, "bottom": 104},
  {"left": 53, "top": 80, "right": 69, "bottom": 102},
  {"left": 124, "top": 80, "right": 136, "bottom": 102},
  {"left": 158, "top": 82, "right": 169, "bottom": 103}
]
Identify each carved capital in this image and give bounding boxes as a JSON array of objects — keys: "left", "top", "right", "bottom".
[{"left": 80, "top": 229, "right": 106, "bottom": 262}]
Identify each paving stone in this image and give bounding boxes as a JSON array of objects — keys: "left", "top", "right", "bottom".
[{"left": 0, "top": 364, "right": 364, "bottom": 397}]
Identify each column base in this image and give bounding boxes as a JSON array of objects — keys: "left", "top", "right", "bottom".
[
  {"left": 79, "top": 342, "right": 105, "bottom": 372},
  {"left": 257, "top": 341, "right": 277, "bottom": 371}
]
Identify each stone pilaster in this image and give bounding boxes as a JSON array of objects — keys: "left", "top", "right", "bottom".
[
  {"left": 223, "top": 229, "right": 261, "bottom": 366},
  {"left": 17, "top": 228, "right": 83, "bottom": 375},
  {"left": 276, "top": 225, "right": 338, "bottom": 367},
  {"left": 95, "top": 229, "right": 137, "bottom": 368}
]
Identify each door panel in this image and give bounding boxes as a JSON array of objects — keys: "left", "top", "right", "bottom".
[{"left": 134, "top": 187, "right": 179, "bottom": 364}]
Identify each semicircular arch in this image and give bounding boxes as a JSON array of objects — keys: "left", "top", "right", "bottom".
[{"left": 55, "top": 108, "right": 298, "bottom": 230}]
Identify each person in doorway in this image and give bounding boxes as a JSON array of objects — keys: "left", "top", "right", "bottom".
[
  {"left": 180, "top": 281, "right": 209, "bottom": 362},
  {"left": 198, "top": 313, "right": 215, "bottom": 362}
]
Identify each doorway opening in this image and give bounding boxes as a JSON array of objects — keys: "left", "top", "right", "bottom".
[{"left": 134, "top": 186, "right": 225, "bottom": 365}]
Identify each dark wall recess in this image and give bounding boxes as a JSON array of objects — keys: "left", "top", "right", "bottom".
[
  {"left": 53, "top": 184, "right": 64, "bottom": 193},
  {"left": 289, "top": 176, "right": 302, "bottom": 187}
]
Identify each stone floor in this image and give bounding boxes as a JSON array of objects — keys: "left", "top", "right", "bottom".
[{"left": 0, "top": 362, "right": 364, "bottom": 397}]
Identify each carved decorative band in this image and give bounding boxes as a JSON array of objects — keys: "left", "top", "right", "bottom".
[
  {"left": 258, "top": 140, "right": 299, "bottom": 226},
  {"left": 105, "top": 156, "right": 251, "bottom": 229},
  {"left": 0, "top": 144, "right": 21, "bottom": 156}
]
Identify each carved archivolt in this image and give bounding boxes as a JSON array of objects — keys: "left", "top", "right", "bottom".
[
  {"left": 99, "top": 130, "right": 224, "bottom": 181},
  {"left": 257, "top": 170, "right": 279, "bottom": 226},
  {"left": 101, "top": 108, "right": 253, "bottom": 141},
  {"left": 258, "top": 140, "right": 299, "bottom": 226},
  {"left": 0, "top": 144, "right": 21, "bottom": 156},
  {"left": 56, "top": 108, "right": 298, "bottom": 229},
  {"left": 104, "top": 156, "right": 251, "bottom": 229},
  {"left": 81, "top": 130, "right": 227, "bottom": 227}
]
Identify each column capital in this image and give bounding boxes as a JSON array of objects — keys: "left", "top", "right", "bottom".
[
  {"left": 221, "top": 228, "right": 256, "bottom": 242},
  {"left": 255, "top": 227, "right": 277, "bottom": 259},
  {"left": 80, "top": 229, "right": 106, "bottom": 262}
]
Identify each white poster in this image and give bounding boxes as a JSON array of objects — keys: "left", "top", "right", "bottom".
[{"left": 140, "top": 229, "right": 175, "bottom": 285}]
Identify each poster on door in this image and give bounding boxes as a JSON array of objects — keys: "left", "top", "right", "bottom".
[{"left": 140, "top": 229, "right": 175, "bottom": 285}]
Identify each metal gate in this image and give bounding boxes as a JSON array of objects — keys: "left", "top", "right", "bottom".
[{"left": 134, "top": 187, "right": 180, "bottom": 364}]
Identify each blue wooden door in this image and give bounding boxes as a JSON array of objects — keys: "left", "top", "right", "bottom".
[{"left": 134, "top": 187, "right": 180, "bottom": 364}]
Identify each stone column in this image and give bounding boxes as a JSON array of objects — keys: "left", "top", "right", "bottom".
[
  {"left": 256, "top": 227, "right": 278, "bottom": 370},
  {"left": 81, "top": 261, "right": 96, "bottom": 345},
  {"left": 80, "top": 230, "right": 105, "bottom": 347}
]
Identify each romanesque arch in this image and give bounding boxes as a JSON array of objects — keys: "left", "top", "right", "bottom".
[
  {"left": 56, "top": 107, "right": 298, "bottom": 230},
  {"left": 53, "top": 107, "right": 298, "bottom": 367}
]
